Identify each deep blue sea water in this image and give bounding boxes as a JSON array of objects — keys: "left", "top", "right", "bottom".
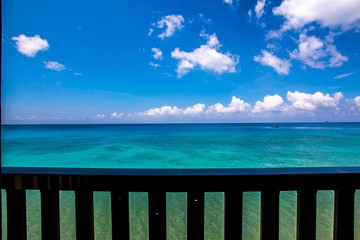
[
  {"left": 2, "top": 122, "right": 360, "bottom": 168},
  {"left": 1, "top": 123, "right": 360, "bottom": 239}
]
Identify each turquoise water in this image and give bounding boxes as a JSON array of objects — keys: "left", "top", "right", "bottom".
[
  {"left": 1, "top": 123, "right": 360, "bottom": 239},
  {"left": 2, "top": 123, "right": 360, "bottom": 168}
]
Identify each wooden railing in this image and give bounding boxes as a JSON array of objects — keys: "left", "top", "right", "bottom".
[{"left": 1, "top": 167, "right": 360, "bottom": 240}]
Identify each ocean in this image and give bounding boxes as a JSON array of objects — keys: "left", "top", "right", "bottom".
[{"left": 1, "top": 123, "right": 360, "bottom": 239}]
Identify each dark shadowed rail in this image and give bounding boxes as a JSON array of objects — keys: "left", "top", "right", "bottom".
[{"left": 1, "top": 167, "right": 360, "bottom": 240}]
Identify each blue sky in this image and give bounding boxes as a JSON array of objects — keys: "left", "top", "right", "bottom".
[{"left": 2, "top": 0, "right": 360, "bottom": 123}]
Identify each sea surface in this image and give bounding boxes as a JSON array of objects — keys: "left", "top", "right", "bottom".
[
  {"left": 1, "top": 123, "right": 360, "bottom": 239},
  {"left": 2, "top": 122, "right": 360, "bottom": 168}
]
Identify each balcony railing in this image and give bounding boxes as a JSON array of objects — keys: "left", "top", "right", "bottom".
[{"left": 1, "top": 166, "right": 360, "bottom": 240}]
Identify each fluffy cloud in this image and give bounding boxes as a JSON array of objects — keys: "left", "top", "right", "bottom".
[
  {"left": 94, "top": 91, "right": 355, "bottom": 121},
  {"left": 354, "top": 96, "right": 360, "bottom": 108},
  {"left": 290, "top": 33, "right": 348, "bottom": 69},
  {"left": 287, "top": 91, "right": 343, "bottom": 110},
  {"left": 254, "top": 50, "right": 291, "bottom": 75},
  {"left": 143, "top": 104, "right": 206, "bottom": 116},
  {"left": 140, "top": 91, "right": 345, "bottom": 118},
  {"left": 273, "top": 0, "right": 360, "bottom": 30},
  {"left": 110, "top": 112, "right": 124, "bottom": 118},
  {"left": 253, "top": 94, "right": 284, "bottom": 113},
  {"left": 182, "top": 104, "right": 206, "bottom": 115},
  {"left": 208, "top": 96, "right": 251, "bottom": 113},
  {"left": 142, "top": 97, "right": 250, "bottom": 117},
  {"left": 151, "top": 47, "right": 163, "bottom": 60},
  {"left": 154, "top": 14, "right": 184, "bottom": 39},
  {"left": 255, "top": 0, "right": 266, "bottom": 19},
  {"left": 171, "top": 33, "right": 239, "bottom": 77},
  {"left": 12, "top": 34, "right": 49, "bottom": 57},
  {"left": 143, "top": 106, "right": 181, "bottom": 116},
  {"left": 44, "top": 61, "right": 66, "bottom": 71}
]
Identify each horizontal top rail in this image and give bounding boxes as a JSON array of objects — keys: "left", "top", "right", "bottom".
[
  {"left": 2, "top": 166, "right": 360, "bottom": 176},
  {"left": 1, "top": 166, "right": 360, "bottom": 192}
]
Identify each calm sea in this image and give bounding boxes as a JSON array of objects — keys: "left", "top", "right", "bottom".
[
  {"left": 2, "top": 122, "right": 360, "bottom": 168},
  {"left": 1, "top": 123, "right": 360, "bottom": 239}
]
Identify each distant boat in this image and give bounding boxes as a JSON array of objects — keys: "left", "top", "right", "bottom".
[{"left": 270, "top": 125, "right": 280, "bottom": 128}]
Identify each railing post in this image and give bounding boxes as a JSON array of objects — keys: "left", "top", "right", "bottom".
[
  {"left": 297, "top": 189, "right": 317, "bottom": 240},
  {"left": 0, "top": 187, "right": 2, "bottom": 238},
  {"left": 111, "top": 191, "right": 130, "bottom": 240},
  {"left": 187, "top": 191, "right": 205, "bottom": 240},
  {"left": 261, "top": 189, "right": 279, "bottom": 240},
  {"left": 7, "top": 175, "right": 27, "bottom": 240},
  {"left": 148, "top": 191, "right": 166, "bottom": 240},
  {"left": 75, "top": 177, "right": 94, "bottom": 240},
  {"left": 41, "top": 176, "right": 60, "bottom": 240},
  {"left": 224, "top": 191, "right": 243, "bottom": 240},
  {"left": 41, "top": 190, "right": 60, "bottom": 240},
  {"left": 333, "top": 188, "right": 355, "bottom": 240}
]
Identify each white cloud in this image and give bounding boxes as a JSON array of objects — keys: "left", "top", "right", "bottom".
[
  {"left": 198, "top": 13, "right": 212, "bottom": 24},
  {"left": 95, "top": 92, "right": 358, "bottom": 120},
  {"left": 151, "top": 47, "right": 163, "bottom": 60},
  {"left": 143, "top": 106, "right": 182, "bottom": 116},
  {"left": 149, "top": 62, "right": 161, "bottom": 68},
  {"left": 334, "top": 72, "right": 354, "bottom": 79},
  {"left": 254, "top": 50, "right": 291, "bottom": 75},
  {"left": 182, "top": 104, "right": 206, "bottom": 115},
  {"left": 110, "top": 112, "right": 124, "bottom": 118},
  {"left": 253, "top": 94, "right": 284, "bottom": 113},
  {"left": 44, "top": 61, "right": 66, "bottom": 71},
  {"left": 265, "top": 30, "right": 283, "bottom": 40},
  {"left": 155, "top": 14, "right": 184, "bottom": 39},
  {"left": 255, "top": 0, "right": 266, "bottom": 19},
  {"left": 12, "top": 34, "right": 49, "bottom": 57},
  {"left": 208, "top": 96, "right": 251, "bottom": 113},
  {"left": 95, "top": 114, "right": 107, "bottom": 119},
  {"left": 223, "top": 0, "right": 233, "bottom": 4},
  {"left": 273, "top": 0, "right": 360, "bottom": 30},
  {"left": 287, "top": 91, "right": 343, "bottom": 110},
  {"left": 266, "top": 43, "right": 280, "bottom": 51},
  {"left": 143, "top": 103, "right": 206, "bottom": 117},
  {"left": 354, "top": 96, "right": 360, "bottom": 108},
  {"left": 248, "top": 10, "right": 253, "bottom": 19},
  {"left": 142, "top": 97, "right": 250, "bottom": 117},
  {"left": 171, "top": 33, "right": 239, "bottom": 77},
  {"left": 290, "top": 33, "right": 348, "bottom": 69}
]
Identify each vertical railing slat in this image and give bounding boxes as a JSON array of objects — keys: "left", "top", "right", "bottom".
[
  {"left": 39, "top": 175, "right": 60, "bottom": 240},
  {"left": 148, "top": 191, "right": 166, "bottom": 240},
  {"left": 297, "top": 189, "right": 317, "bottom": 240},
  {"left": 333, "top": 188, "right": 355, "bottom": 240},
  {"left": 41, "top": 190, "right": 60, "bottom": 240},
  {"left": 224, "top": 191, "right": 243, "bottom": 240},
  {"left": 261, "top": 190, "right": 280, "bottom": 240},
  {"left": 75, "top": 188, "right": 94, "bottom": 240},
  {"left": 111, "top": 191, "right": 130, "bottom": 240},
  {"left": 187, "top": 191, "right": 205, "bottom": 240},
  {"left": 7, "top": 189, "right": 27, "bottom": 240}
]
